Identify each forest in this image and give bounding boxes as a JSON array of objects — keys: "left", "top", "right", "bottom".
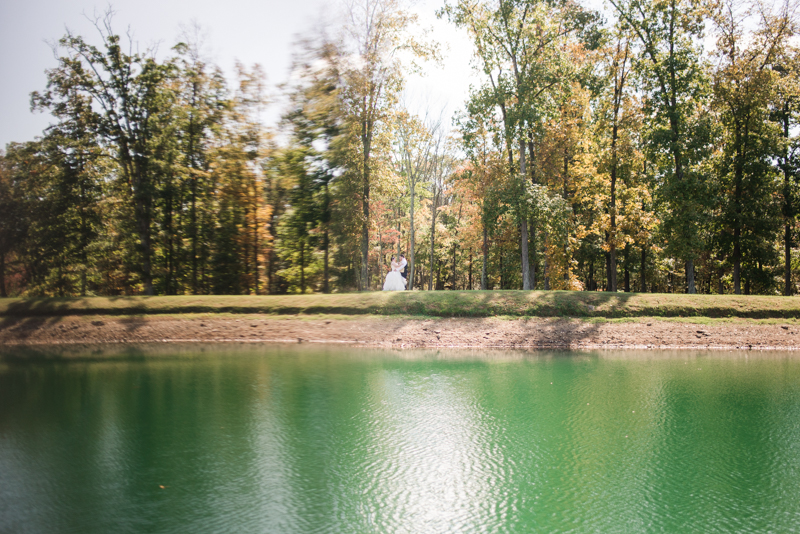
[{"left": 2, "top": 0, "right": 800, "bottom": 297}]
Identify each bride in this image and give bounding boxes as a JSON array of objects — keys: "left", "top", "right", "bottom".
[{"left": 383, "top": 255, "right": 406, "bottom": 291}]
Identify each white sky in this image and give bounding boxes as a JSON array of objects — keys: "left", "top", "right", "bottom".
[{"left": 0, "top": 0, "right": 479, "bottom": 149}]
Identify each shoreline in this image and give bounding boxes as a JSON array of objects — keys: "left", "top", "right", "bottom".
[{"left": 3, "top": 314, "right": 800, "bottom": 352}]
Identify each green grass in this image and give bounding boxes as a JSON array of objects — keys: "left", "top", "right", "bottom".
[{"left": 1, "top": 290, "right": 799, "bottom": 319}]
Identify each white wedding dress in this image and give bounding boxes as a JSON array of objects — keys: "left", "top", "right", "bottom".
[{"left": 383, "top": 262, "right": 406, "bottom": 291}]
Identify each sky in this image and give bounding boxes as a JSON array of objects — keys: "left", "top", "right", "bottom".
[{"left": 0, "top": 0, "right": 478, "bottom": 149}]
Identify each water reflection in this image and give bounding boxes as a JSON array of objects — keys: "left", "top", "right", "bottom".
[
  {"left": 2, "top": 345, "right": 800, "bottom": 533},
  {"left": 358, "top": 367, "right": 501, "bottom": 532}
]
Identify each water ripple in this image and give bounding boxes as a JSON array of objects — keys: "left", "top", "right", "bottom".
[{"left": 3, "top": 349, "right": 800, "bottom": 533}]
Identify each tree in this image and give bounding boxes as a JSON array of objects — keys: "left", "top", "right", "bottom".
[
  {"left": 0, "top": 147, "right": 29, "bottom": 297},
  {"left": 610, "top": 0, "right": 712, "bottom": 293},
  {"left": 206, "top": 64, "right": 269, "bottom": 295},
  {"left": 394, "top": 108, "right": 446, "bottom": 289},
  {"left": 233, "top": 63, "right": 270, "bottom": 294},
  {"left": 711, "top": 0, "right": 796, "bottom": 294},
  {"left": 457, "top": 104, "right": 511, "bottom": 290},
  {"left": 281, "top": 37, "right": 343, "bottom": 293},
  {"left": 32, "top": 13, "right": 174, "bottom": 294},
  {"left": 32, "top": 69, "right": 104, "bottom": 295},
  {"left": 339, "top": 0, "right": 437, "bottom": 290},
  {"left": 173, "top": 26, "right": 229, "bottom": 294},
  {"left": 427, "top": 139, "right": 455, "bottom": 290},
  {"left": 760, "top": 3, "right": 800, "bottom": 295},
  {"left": 600, "top": 35, "right": 633, "bottom": 292},
  {"left": 442, "top": 0, "right": 599, "bottom": 290}
]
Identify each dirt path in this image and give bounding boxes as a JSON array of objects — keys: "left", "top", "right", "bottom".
[{"left": 2, "top": 315, "right": 800, "bottom": 351}]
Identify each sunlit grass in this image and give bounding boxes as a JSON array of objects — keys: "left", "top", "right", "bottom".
[{"left": 2, "top": 290, "right": 800, "bottom": 319}]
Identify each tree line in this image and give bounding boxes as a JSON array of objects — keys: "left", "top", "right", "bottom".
[{"left": 2, "top": 0, "right": 800, "bottom": 297}]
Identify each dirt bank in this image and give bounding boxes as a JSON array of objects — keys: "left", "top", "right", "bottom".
[{"left": 2, "top": 314, "right": 800, "bottom": 351}]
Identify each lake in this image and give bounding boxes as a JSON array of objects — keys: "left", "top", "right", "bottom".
[{"left": 2, "top": 344, "right": 800, "bottom": 533}]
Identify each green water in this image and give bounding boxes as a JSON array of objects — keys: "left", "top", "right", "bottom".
[{"left": 2, "top": 345, "right": 800, "bottom": 533}]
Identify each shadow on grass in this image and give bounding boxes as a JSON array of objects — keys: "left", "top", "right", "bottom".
[
  {"left": 385, "top": 290, "right": 800, "bottom": 319},
  {"left": 3, "top": 290, "right": 800, "bottom": 320},
  {"left": 0, "top": 296, "right": 151, "bottom": 317},
  {"left": 0, "top": 296, "right": 374, "bottom": 318},
  {"left": 384, "top": 290, "right": 636, "bottom": 318}
]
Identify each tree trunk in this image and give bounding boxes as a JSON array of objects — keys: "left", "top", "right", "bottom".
[
  {"left": 733, "top": 125, "right": 744, "bottom": 295},
  {"left": 686, "top": 259, "right": 696, "bottom": 294},
  {"left": 733, "top": 226, "right": 742, "bottom": 294},
  {"left": 469, "top": 252, "right": 473, "bottom": 290},
  {"left": 624, "top": 265, "right": 630, "bottom": 292},
  {"left": 429, "top": 190, "right": 437, "bottom": 291},
  {"left": 164, "top": 180, "right": 174, "bottom": 295},
  {"left": 528, "top": 135, "right": 537, "bottom": 289},
  {"left": 528, "top": 133, "right": 536, "bottom": 184},
  {"left": 378, "top": 229, "right": 383, "bottom": 292},
  {"left": 521, "top": 219, "right": 531, "bottom": 290},
  {"left": 640, "top": 244, "right": 647, "bottom": 293},
  {"left": 608, "top": 246, "right": 617, "bottom": 292},
  {"left": 268, "top": 247, "right": 276, "bottom": 295},
  {"left": 452, "top": 242, "right": 457, "bottom": 290},
  {"left": 563, "top": 146, "right": 569, "bottom": 200},
  {"left": 543, "top": 242, "right": 550, "bottom": 291},
  {"left": 57, "top": 264, "right": 64, "bottom": 298},
  {"left": 499, "top": 248, "right": 504, "bottom": 289},
  {"left": 409, "top": 183, "right": 416, "bottom": 290},
  {"left": 668, "top": 77, "right": 696, "bottom": 295},
  {"left": 0, "top": 251, "right": 6, "bottom": 298},
  {"left": 608, "top": 118, "right": 618, "bottom": 292},
  {"left": 786, "top": 223, "right": 792, "bottom": 296},
  {"left": 530, "top": 221, "right": 537, "bottom": 288},
  {"left": 243, "top": 207, "right": 251, "bottom": 294},
  {"left": 360, "top": 142, "right": 371, "bottom": 291},
  {"left": 79, "top": 172, "right": 88, "bottom": 297},
  {"left": 397, "top": 214, "right": 401, "bottom": 256},
  {"left": 191, "top": 176, "right": 198, "bottom": 294},
  {"left": 201, "top": 246, "right": 207, "bottom": 294},
  {"left": 783, "top": 105, "right": 793, "bottom": 296},
  {"left": 300, "top": 240, "right": 305, "bottom": 294},
  {"left": 135, "top": 196, "right": 154, "bottom": 296},
  {"left": 189, "top": 80, "right": 200, "bottom": 295},
  {"left": 361, "top": 200, "right": 369, "bottom": 292},
  {"left": 481, "top": 223, "right": 489, "bottom": 290},
  {"left": 300, "top": 241, "right": 306, "bottom": 294},
  {"left": 323, "top": 224, "right": 330, "bottom": 294},
  {"left": 519, "top": 139, "right": 531, "bottom": 290},
  {"left": 253, "top": 190, "right": 259, "bottom": 295}
]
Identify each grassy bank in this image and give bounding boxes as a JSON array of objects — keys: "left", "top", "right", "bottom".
[{"left": 1, "top": 291, "right": 799, "bottom": 319}]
